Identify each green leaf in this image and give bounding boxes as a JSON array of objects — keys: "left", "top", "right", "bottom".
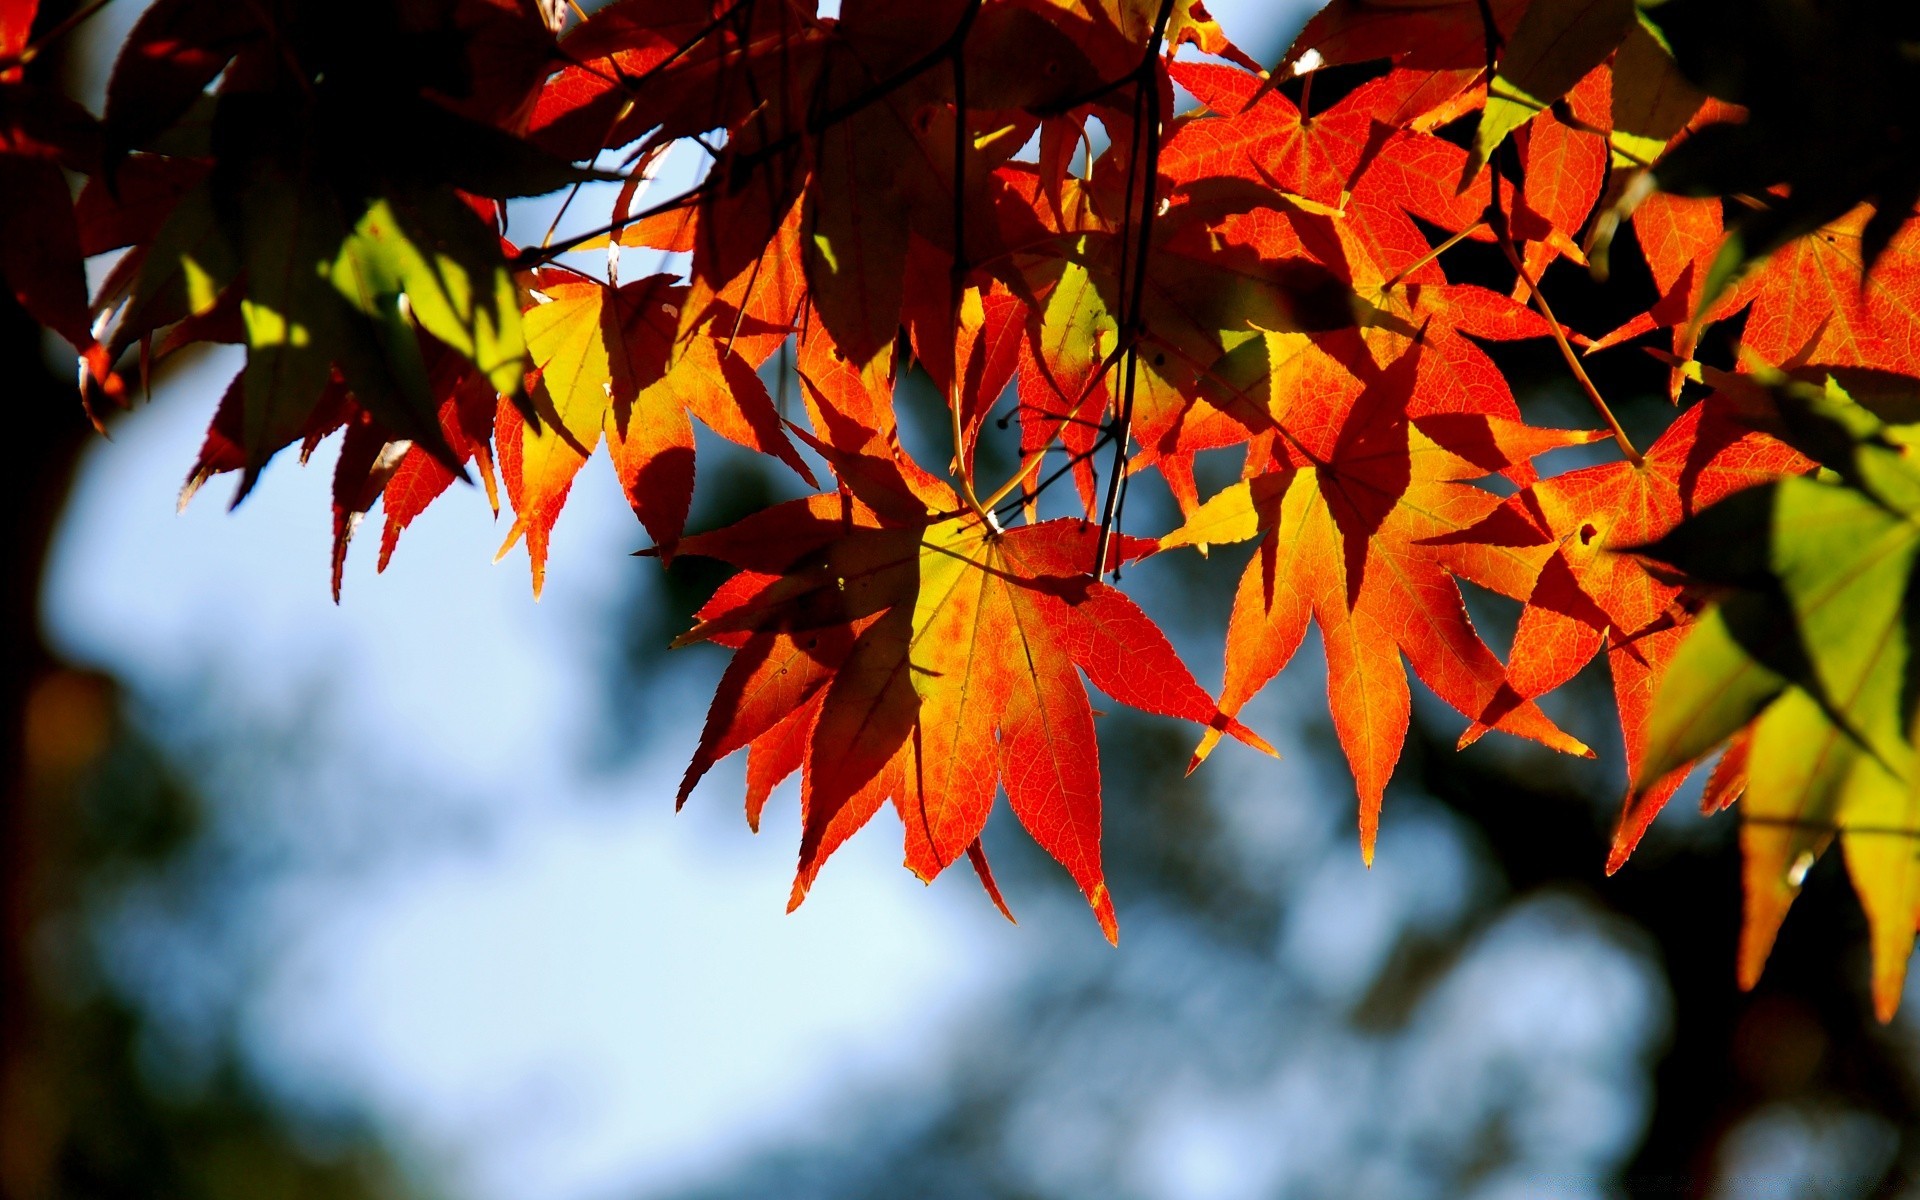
[
  {"left": 339, "top": 191, "right": 527, "bottom": 398},
  {"left": 1636, "top": 594, "right": 1786, "bottom": 790},
  {"left": 1735, "top": 687, "right": 1920, "bottom": 1020},
  {"left": 1769, "top": 475, "right": 1920, "bottom": 769},
  {"left": 1642, "top": 471, "right": 1920, "bottom": 779},
  {"left": 1636, "top": 378, "right": 1920, "bottom": 1015},
  {"left": 1471, "top": 0, "right": 1635, "bottom": 172},
  {"left": 115, "top": 179, "right": 237, "bottom": 349},
  {"left": 1735, "top": 688, "right": 1858, "bottom": 986},
  {"left": 238, "top": 174, "right": 347, "bottom": 478},
  {"left": 1608, "top": 17, "right": 1706, "bottom": 167}
]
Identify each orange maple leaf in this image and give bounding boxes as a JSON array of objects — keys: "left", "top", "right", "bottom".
[
  {"left": 672, "top": 455, "right": 1274, "bottom": 939},
  {"left": 497, "top": 273, "right": 813, "bottom": 594},
  {"left": 1430, "top": 395, "right": 1808, "bottom": 867},
  {"left": 1161, "top": 346, "right": 1600, "bottom": 860}
]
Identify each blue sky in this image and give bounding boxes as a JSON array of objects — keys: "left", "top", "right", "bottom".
[{"left": 44, "top": 338, "right": 1046, "bottom": 1197}]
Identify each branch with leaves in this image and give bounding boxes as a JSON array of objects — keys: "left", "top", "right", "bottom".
[{"left": 14, "top": 0, "right": 1920, "bottom": 1016}]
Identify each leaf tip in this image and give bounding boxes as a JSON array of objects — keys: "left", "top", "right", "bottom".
[
  {"left": 1874, "top": 964, "right": 1907, "bottom": 1023},
  {"left": 1219, "top": 716, "right": 1279, "bottom": 759},
  {"left": 1359, "top": 795, "right": 1380, "bottom": 868},
  {"left": 492, "top": 523, "right": 521, "bottom": 565},
  {"left": 966, "top": 840, "right": 1017, "bottom": 926},
  {"left": 1093, "top": 883, "right": 1118, "bottom": 946},
  {"left": 1603, "top": 841, "right": 1632, "bottom": 877},
  {"left": 1189, "top": 727, "right": 1223, "bottom": 771}
]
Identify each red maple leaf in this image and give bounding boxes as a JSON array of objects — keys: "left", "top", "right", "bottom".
[
  {"left": 1430, "top": 394, "right": 1808, "bottom": 867},
  {"left": 673, "top": 451, "right": 1274, "bottom": 938}
]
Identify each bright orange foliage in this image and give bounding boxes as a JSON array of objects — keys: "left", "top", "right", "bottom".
[{"left": 19, "top": 0, "right": 1920, "bottom": 1010}]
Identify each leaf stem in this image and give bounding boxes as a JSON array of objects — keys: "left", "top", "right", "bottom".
[
  {"left": 1484, "top": 143, "right": 1642, "bottom": 469},
  {"left": 1498, "top": 231, "right": 1643, "bottom": 467},
  {"left": 1383, "top": 220, "right": 1486, "bottom": 290},
  {"left": 979, "top": 445, "right": 1052, "bottom": 512}
]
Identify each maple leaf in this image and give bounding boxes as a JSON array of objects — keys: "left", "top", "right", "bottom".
[
  {"left": 1630, "top": 377, "right": 1920, "bottom": 1019},
  {"left": 991, "top": 164, "right": 1372, "bottom": 512},
  {"left": 497, "top": 272, "right": 814, "bottom": 594},
  {"left": 1431, "top": 392, "right": 1806, "bottom": 867},
  {"left": 797, "top": 0, "right": 1105, "bottom": 368},
  {"left": 1164, "top": 61, "right": 1370, "bottom": 211},
  {"left": 1161, "top": 347, "right": 1599, "bottom": 860},
  {"left": 1594, "top": 203, "right": 1920, "bottom": 391},
  {"left": 1739, "top": 208, "right": 1920, "bottom": 379},
  {"left": 672, "top": 457, "right": 1274, "bottom": 938},
  {"left": 1124, "top": 179, "right": 1552, "bottom": 506}
]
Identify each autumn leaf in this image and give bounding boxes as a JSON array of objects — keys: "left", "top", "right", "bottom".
[
  {"left": 673, "top": 459, "right": 1274, "bottom": 938},
  {"left": 1592, "top": 204, "right": 1920, "bottom": 395},
  {"left": 498, "top": 273, "right": 814, "bottom": 594},
  {"left": 1431, "top": 393, "right": 1807, "bottom": 866},
  {"left": 1162, "top": 347, "right": 1599, "bottom": 860}
]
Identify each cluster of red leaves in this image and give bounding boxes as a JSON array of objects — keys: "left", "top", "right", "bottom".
[{"left": 23, "top": 0, "right": 1913, "bottom": 961}]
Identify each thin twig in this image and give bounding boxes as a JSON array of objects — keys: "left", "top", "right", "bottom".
[
  {"left": 1497, "top": 228, "right": 1642, "bottom": 466},
  {"left": 999, "top": 403, "right": 1110, "bottom": 431},
  {"left": 1093, "top": 0, "right": 1177, "bottom": 579},
  {"left": 513, "top": 180, "right": 712, "bottom": 269},
  {"left": 1487, "top": 150, "right": 1643, "bottom": 467},
  {"left": 542, "top": 180, "right": 588, "bottom": 249},
  {"left": 947, "top": 1, "right": 990, "bottom": 524},
  {"left": 992, "top": 432, "right": 1117, "bottom": 515},
  {"left": 980, "top": 445, "right": 1053, "bottom": 512}
]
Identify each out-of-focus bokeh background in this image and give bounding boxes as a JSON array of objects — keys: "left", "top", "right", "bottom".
[{"left": 7, "top": 2, "right": 1920, "bottom": 1198}]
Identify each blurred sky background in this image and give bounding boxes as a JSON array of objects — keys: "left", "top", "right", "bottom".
[{"left": 21, "top": 1, "right": 1920, "bottom": 1198}]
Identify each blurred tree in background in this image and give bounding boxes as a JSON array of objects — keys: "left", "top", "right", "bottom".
[{"left": 0, "top": 12, "right": 397, "bottom": 1190}]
